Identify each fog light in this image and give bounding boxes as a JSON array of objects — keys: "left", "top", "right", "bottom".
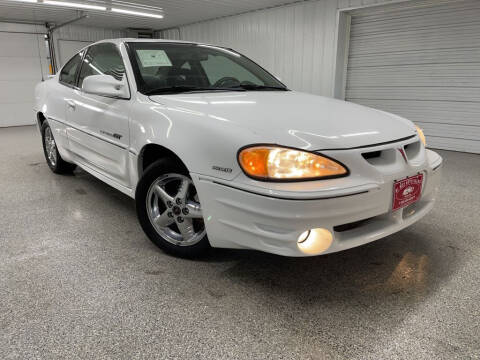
[
  {"left": 297, "top": 230, "right": 311, "bottom": 243},
  {"left": 297, "top": 228, "right": 333, "bottom": 255}
]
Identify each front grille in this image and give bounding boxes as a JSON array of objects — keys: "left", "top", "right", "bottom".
[
  {"left": 361, "top": 140, "right": 421, "bottom": 168},
  {"left": 362, "top": 151, "right": 382, "bottom": 160},
  {"left": 404, "top": 141, "right": 421, "bottom": 160}
]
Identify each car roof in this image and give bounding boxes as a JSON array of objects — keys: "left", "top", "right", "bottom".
[
  {"left": 61, "top": 38, "right": 227, "bottom": 72},
  {"left": 71, "top": 38, "right": 220, "bottom": 60},
  {"left": 95, "top": 38, "right": 205, "bottom": 46}
]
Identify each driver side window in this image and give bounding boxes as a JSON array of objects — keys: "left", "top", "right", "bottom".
[
  {"left": 77, "top": 43, "right": 126, "bottom": 88},
  {"left": 200, "top": 54, "right": 263, "bottom": 86}
]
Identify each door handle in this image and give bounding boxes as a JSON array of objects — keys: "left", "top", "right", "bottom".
[{"left": 66, "top": 100, "right": 76, "bottom": 110}]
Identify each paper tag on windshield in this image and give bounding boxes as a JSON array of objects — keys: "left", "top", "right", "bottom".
[{"left": 137, "top": 50, "right": 172, "bottom": 67}]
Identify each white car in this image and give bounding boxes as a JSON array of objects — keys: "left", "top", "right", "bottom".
[{"left": 34, "top": 39, "right": 442, "bottom": 257}]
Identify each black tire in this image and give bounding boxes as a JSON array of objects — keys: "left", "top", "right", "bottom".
[
  {"left": 135, "top": 158, "right": 210, "bottom": 258},
  {"left": 41, "top": 121, "right": 77, "bottom": 174}
]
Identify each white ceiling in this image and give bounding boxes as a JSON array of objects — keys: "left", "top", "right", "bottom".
[{"left": 0, "top": 0, "right": 301, "bottom": 30}]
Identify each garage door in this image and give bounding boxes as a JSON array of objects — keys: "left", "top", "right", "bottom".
[
  {"left": 0, "top": 25, "right": 48, "bottom": 127},
  {"left": 346, "top": 0, "right": 480, "bottom": 153}
]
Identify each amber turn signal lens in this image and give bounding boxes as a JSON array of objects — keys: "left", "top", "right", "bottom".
[
  {"left": 238, "top": 146, "right": 348, "bottom": 181},
  {"left": 415, "top": 125, "right": 426, "bottom": 147}
]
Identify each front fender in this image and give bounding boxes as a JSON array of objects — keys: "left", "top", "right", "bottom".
[{"left": 129, "top": 94, "right": 270, "bottom": 182}]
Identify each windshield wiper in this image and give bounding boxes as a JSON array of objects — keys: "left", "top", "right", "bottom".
[
  {"left": 234, "top": 84, "right": 288, "bottom": 91},
  {"left": 143, "top": 86, "right": 246, "bottom": 95}
]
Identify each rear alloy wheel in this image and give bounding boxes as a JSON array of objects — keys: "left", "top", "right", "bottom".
[
  {"left": 41, "top": 121, "right": 76, "bottom": 174},
  {"left": 44, "top": 126, "right": 58, "bottom": 167},
  {"left": 136, "top": 159, "right": 210, "bottom": 257}
]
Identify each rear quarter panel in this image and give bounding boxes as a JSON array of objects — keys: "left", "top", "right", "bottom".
[{"left": 36, "top": 77, "right": 73, "bottom": 162}]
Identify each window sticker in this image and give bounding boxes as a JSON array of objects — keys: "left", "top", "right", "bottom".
[{"left": 137, "top": 50, "right": 172, "bottom": 67}]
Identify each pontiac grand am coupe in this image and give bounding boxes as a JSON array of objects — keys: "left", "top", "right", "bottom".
[{"left": 34, "top": 39, "right": 442, "bottom": 257}]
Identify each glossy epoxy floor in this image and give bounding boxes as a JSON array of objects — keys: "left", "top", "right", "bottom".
[{"left": 1, "top": 126, "right": 479, "bottom": 360}]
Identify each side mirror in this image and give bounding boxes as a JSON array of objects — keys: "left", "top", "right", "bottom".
[{"left": 82, "top": 75, "right": 129, "bottom": 99}]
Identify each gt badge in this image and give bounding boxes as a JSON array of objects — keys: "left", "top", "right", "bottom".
[{"left": 212, "top": 166, "right": 233, "bottom": 173}]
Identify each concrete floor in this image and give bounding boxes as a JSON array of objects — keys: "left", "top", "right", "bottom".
[{"left": 0, "top": 125, "right": 479, "bottom": 360}]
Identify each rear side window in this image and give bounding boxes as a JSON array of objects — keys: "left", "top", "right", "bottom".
[
  {"left": 59, "top": 53, "right": 82, "bottom": 86},
  {"left": 77, "top": 43, "right": 126, "bottom": 88}
]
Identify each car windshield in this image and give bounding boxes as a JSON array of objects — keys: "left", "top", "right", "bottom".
[{"left": 127, "top": 42, "right": 288, "bottom": 95}]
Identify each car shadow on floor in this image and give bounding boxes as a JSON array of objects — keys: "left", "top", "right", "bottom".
[
  {"left": 73, "top": 166, "right": 460, "bottom": 309},
  {"left": 201, "top": 228, "right": 460, "bottom": 351},
  {"left": 209, "top": 228, "right": 454, "bottom": 299},
  {"left": 57, "top": 165, "right": 465, "bottom": 358}
]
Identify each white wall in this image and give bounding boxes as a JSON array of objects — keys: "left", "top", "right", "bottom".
[
  {"left": 338, "top": 0, "right": 410, "bottom": 9},
  {"left": 0, "top": 22, "right": 49, "bottom": 127},
  {"left": 159, "top": 0, "right": 339, "bottom": 97},
  {"left": 157, "top": 0, "right": 412, "bottom": 97},
  {"left": 0, "top": 21, "right": 126, "bottom": 127},
  {"left": 52, "top": 24, "right": 127, "bottom": 67}
]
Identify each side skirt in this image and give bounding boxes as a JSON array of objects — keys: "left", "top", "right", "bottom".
[{"left": 75, "top": 159, "right": 135, "bottom": 199}]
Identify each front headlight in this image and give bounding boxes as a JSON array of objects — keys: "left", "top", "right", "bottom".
[
  {"left": 238, "top": 145, "right": 348, "bottom": 181},
  {"left": 415, "top": 125, "right": 426, "bottom": 146}
]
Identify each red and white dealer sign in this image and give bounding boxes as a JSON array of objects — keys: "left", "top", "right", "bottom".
[{"left": 392, "top": 173, "right": 424, "bottom": 211}]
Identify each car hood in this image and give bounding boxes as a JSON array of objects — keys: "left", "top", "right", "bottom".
[{"left": 149, "top": 91, "right": 416, "bottom": 150}]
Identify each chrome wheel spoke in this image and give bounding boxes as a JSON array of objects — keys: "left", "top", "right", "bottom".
[
  {"left": 153, "top": 210, "right": 174, "bottom": 227},
  {"left": 50, "top": 147, "right": 56, "bottom": 161},
  {"left": 154, "top": 185, "right": 174, "bottom": 204},
  {"left": 176, "top": 217, "right": 195, "bottom": 239},
  {"left": 184, "top": 200, "right": 202, "bottom": 218},
  {"left": 176, "top": 178, "right": 190, "bottom": 203}
]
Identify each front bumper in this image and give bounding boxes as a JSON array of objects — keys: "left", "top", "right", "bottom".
[{"left": 192, "top": 149, "right": 442, "bottom": 256}]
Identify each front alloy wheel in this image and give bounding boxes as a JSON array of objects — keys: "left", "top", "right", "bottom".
[
  {"left": 146, "top": 174, "right": 205, "bottom": 246},
  {"left": 136, "top": 158, "right": 210, "bottom": 257}
]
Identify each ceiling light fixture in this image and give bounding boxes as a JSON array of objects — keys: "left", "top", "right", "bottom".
[
  {"left": 9, "top": 0, "right": 39, "bottom": 3},
  {"left": 43, "top": 0, "right": 106, "bottom": 11},
  {"left": 7, "top": 0, "right": 164, "bottom": 19},
  {"left": 111, "top": 7, "right": 164, "bottom": 19}
]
